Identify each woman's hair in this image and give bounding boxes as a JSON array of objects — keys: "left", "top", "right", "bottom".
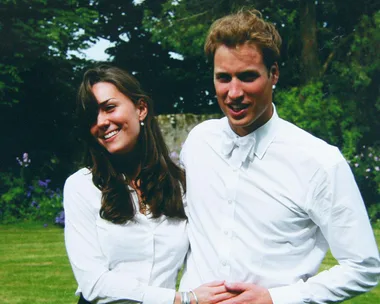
[
  {"left": 204, "top": 8, "right": 282, "bottom": 70},
  {"left": 77, "top": 64, "right": 186, "bottom": 224}
]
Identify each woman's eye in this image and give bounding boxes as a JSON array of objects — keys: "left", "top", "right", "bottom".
[{"left": 105, "top": 105, "right": 115, "bottom": 111}]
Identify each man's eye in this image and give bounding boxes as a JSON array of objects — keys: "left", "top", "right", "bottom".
[
  {"left": 239, "top": 73, "right": 259, "bottom": 82},
  {"left": 215, "top": 74, "right": 231, "bottom": 83}
]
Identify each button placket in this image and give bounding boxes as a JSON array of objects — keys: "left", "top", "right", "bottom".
[{"left": 218, "top": 166, "right": 239, "bottom": 276}]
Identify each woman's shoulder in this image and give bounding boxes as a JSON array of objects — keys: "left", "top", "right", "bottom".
[{"left": 64, "top": 167, "right": 94, "bottom": 190}]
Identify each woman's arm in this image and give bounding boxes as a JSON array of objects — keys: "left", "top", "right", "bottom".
[{"left": 64, "top": 170, "right": 176, "bottom": 304}]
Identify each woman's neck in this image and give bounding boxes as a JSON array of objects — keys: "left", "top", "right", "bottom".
[{"left": 111, "top": 149, "right": 142, "bottom": 181}]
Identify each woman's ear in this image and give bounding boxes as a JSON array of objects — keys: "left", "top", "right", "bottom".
[{"left": 137, "top": 98, "right": 148, "bottom": 121}]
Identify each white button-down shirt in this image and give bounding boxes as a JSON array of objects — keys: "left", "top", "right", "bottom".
[
  {"left": 64, "top": 168, "right": 189, "bottom": 304},
  {"left": 179, "top": 108, "right": 380, "bottom": 303}
]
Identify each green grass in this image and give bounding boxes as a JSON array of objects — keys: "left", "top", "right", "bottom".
[
  {"left": 0, "top": 222, "right": 77, "bottom": 304},
  {"left": 0, "top": 222, "right": 379, "bottom": 303}
]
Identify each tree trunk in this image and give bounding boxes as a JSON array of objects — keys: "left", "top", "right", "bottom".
[{"left": 300, "top": 0, "right": 321, "bottom": 84}]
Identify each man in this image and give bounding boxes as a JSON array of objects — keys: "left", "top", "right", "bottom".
[{"left": 179, "top": 9, "right": 380, "bottom": 304}]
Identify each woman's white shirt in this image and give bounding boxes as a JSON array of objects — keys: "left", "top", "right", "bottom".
[{"left": 63, "top": 168, "right": 189, "bottom": 304}]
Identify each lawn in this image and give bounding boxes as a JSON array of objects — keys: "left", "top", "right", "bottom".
[
  {"left": 0, "top": 222, "right": 77, "bottom": 304},
  {"left": 0, "top": 222, "right": 379, "bottom": 304}
]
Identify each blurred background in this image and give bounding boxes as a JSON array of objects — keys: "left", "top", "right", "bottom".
[{"left": 0, "top": 0, "right": 379, "bottom": 225}]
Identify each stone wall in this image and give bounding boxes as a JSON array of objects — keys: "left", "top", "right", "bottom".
[{"left": 157, "top": 113, "right": 222, "bottom": 154}]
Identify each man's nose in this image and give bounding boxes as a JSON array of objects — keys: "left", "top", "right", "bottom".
[{"left": 228, "top": 78, "right": 244, "bottom": 100}]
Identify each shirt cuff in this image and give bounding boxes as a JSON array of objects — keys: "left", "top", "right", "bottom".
[
  {"left": 142, "top": 286, "right": 176, "bottom": 304},
  {"left": 268, "top": 281, "right": 309, "bottom": 304}
]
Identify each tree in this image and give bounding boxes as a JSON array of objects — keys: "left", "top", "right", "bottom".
[
  {"left": 0, "top": 0, "right": 99, "bottom": 183},
  {"left": 88, "top": 0, "right": 215, "bottom": 114},
  {"left": 299, "top": 0, "right": 320, "bottom": 83},
  {"left": 0, "top": 0, "right": 98, "bottom": 105}
]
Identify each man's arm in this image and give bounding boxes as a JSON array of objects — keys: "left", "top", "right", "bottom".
[{"left": 219, "top": 159, "right": 380, "bottom": 304}]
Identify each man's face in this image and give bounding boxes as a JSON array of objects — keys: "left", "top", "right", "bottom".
[{"left": 213, "top": 43, "right": 279, "bottom": 136}]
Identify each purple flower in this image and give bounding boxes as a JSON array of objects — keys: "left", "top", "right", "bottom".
[
  {"left": 16, "top": 157, "right": 23, "bottom": 166},
  {"left": 169, "top": 151, "right": 179, "bottom": 160},
  {"left": 16, "top": 152, "right": 31, "bottom": 167},
  {"left": 38, "top": 180, "right": 48, "bottom": 188},
  {"left": 55, "top": 210, "right": 65, "bottom": 226},
  {"left": 23, "top": 153, "right": 29, "bottom": 162}
]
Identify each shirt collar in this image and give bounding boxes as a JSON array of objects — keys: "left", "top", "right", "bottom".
[{"left": 221, "top": 103, "right": 279, "bottom": 160}]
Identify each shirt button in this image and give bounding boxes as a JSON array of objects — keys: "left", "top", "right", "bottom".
[
  {"left": 224, "top": 230, "right": 228, "bottom": 235},
  {"left": 228, "top": 200, "right": 233, "bottom": 204},
  {"left": 221, "top": 260, "right": 227, "bottom": 266}
]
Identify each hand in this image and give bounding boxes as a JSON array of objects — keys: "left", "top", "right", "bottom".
[
  {"left": 216, "top": 282, "right": 273, "bottom": 304},
  {"left": 192, "top": 281, "right": 239, "bottom": 304}
]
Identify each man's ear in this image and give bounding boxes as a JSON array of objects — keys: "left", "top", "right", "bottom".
[
  {"left": 270, "top": 63, "right": 280, "bottom": 85},
  {"left": 137, "top": 99, "right": 148, "bottom": 121}
]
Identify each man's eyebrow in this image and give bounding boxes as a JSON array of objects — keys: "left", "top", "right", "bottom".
[
  {"left": 238, "top": 69, "right": 260, "bottom": 75},
  {"left": 214, "top": 69, "right": 260, "bottom": 75}
]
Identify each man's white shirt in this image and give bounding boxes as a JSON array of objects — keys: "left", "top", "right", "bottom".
[{"left": 180, "top": 107, "right": 380, "bottom": 304}]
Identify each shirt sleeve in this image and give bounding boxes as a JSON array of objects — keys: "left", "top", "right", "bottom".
[
  {"left": 268, "top": 158, "right": 380, "bottom": 304},
  {"left": 63, "top": 172, "right": 176, "bottom": 304}
]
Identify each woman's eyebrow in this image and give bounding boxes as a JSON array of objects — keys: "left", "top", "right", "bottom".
[{"left": 98, "top": 98, "right": 115, "bottom": 106}]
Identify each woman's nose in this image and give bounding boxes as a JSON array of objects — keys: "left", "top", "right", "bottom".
[{"left": 97, "top": 112, "right": 110, "bottom": 129}]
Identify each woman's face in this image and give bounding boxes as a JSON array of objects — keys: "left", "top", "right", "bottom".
[{"left": 90, "top": 82, "right": 147, "bottom": 155}]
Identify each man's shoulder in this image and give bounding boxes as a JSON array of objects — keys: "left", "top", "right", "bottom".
[
  {"left": 277, "top": 118, "right": 344, "bottom": 167},
  {"left": 187, "top": 117, "right": 225, "bottom": 140}
]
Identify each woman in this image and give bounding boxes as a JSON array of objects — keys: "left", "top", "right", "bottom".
[{"left": 64, "top": 65, "right": 235, "bottom": 304}]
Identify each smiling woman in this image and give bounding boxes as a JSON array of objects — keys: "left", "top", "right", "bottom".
[
  {"left": 65, "top": 64, "right": 188, "bottom": 303},
  {"left": 89, "top": 81, "right": 147, "bottom": 156},
  {"left": 64, "top": 65, "right": 236, "bottom": 304}
]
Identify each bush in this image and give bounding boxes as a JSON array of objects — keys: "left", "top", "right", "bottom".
[
  {"left": 0, "top": 153, "right": 64, "bottom": 226},
  {"left": 348, "top": 145, "right": 380, "bottom": 222}
]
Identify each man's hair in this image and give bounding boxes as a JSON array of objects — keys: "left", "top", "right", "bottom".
[
  {"left": 76, "top": 64, "right": 186, "bottom": 224},
  {"left": 204, "top": 9, "right": 282, "bottom": 70}
]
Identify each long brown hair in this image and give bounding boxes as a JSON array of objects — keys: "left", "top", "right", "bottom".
[{"left": 77, "top": 64, "right": 186, "bottom": 224}]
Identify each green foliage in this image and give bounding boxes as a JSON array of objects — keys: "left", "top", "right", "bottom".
[
  {"left": 29, "top": 179, "right": 64, "bottom": 223},
  {"left": 0, "top": 172, "right": 63, "bottom": 224},
  {"left": 327, "top": 11, "right": 380, "bottom": 158},
  {"left": 348, "top": 145, "right": 380, "bottom": 221},
  {"left": 143, "top": 1, "right": 210, "bottom": 58},
  {"left": 0, "top": 173, "right": 27, "bottom": 223},
  {"left": 0, "top": 154, "right": 63, "bottom": 224},
  {"left": 276, "top": 82, "right": 343, "bottom": 147},
  {"left": 0, "top": 0, "right": 99, "bottom": 105}
]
